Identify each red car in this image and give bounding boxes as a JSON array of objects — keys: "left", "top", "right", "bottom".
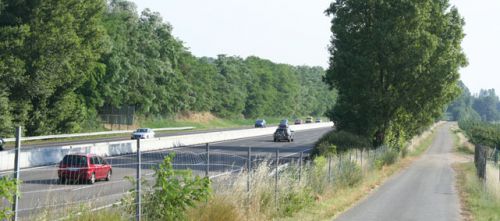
[{"left": 58, "top": 154, "right": 112, "bottom": 184}]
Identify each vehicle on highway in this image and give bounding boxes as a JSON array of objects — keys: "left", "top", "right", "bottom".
[
  {"left": 279, "top": 119, "right": 289, "bottom": 128},
  {"left": 305, "top": 117, "right": 313, "bottom": 123},
  {"left": 131, "top": 128, "right": 155, "bottom": 139},
  {"left": 315, "top": 118, "right": 322, "bottom": 123},
  {"left": 0, "top": 137, "right": 4, "bottom": 151},
  {"left": 58, "top": 154, "right": 112, "bottom": 184},
  {"left": 273, "top": 127, "right": 294, "bottom": 142},
  {"left": 254, "top": 119, "right": 266, "bottom": 128},
  {"left": 294, "top": 119, "right": 302, "bottom": 125}
]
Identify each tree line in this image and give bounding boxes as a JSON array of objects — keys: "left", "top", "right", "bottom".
[
  {"left": 447, "top": 81, "right": 500, "bottom": 123},
  {"left": 448, "top": 81, "right": 500, "bottom": 149},
  {"left": 0, "top": 0, "right": 336, "bottom": 136}
]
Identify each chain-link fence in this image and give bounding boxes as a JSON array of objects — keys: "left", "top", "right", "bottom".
[
  {"left": 99, "top": 105, "right": 135, "bottom": 130},
  {"left": 1, "top": 129, "right": 393, "bottom": 221}
]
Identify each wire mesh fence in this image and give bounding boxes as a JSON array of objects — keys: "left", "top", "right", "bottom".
[{"left": 0, "top": 134, "right": 394, "bottom": 221}]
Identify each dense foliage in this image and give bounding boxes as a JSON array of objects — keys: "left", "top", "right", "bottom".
[
  {"left": 447, "top": 81, "right": 500, "bottom": 148},
  {"left": 0, "top": 0, "right": 336, "bottom": 136},
  {"left": 313, "top": 130, "right": 371, "bottom": 155},
  {"left": 0, "top": 176, "right": 18, "bottom": 220},
  {"left": 324, "top": 0, "right": 467, "bottom": 148},
  {"left": 458, "top": 120, "right": 500, "bottom": 148}
]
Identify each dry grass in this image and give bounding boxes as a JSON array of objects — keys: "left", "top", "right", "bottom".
[
  {"left": 485, "top": 162, "right": 500, "bottom": 199},
  {"left": 454, "top": 163, "right": 500, "bottom": 221},
  {"left": 184, "top": 124, "right": 439, "bottom": 221},
  {"left": 175, "top": 111, "right": 217, "bottom": 123},
  {"left": 450, "top": 122, "right": 475, "bottom": 155},
  {"left": 280, "top": 124, "right": 439, "bottom": 221},
  {"left": 187, "top": 195, "right": 245, "bottom": 221},
  {"left": 281, "top": 152, "right": 422, "bottom": 221}
]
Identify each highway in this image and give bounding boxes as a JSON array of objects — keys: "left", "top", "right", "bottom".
[
  {"left": 13, "top": 127, "right": 332, "bottom": 220},
  {"left": 5, "top": 125, "right": 264, "bottom": 150},
  {"left": 334, "top": 123, "right": 461, "bottom": 221}
]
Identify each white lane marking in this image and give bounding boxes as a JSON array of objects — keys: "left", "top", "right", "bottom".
[
  {"left": 0, "top": 165, "right": 56, "bottom": 174},
  {"left": 22, "top": 186, "right": 75, "bottom": 194},
  {"left": 22, "top": 172, "right": 157, "bottom": 194},
  {"left": 70, "top": 180, "right": 126, "bottom": 191}
]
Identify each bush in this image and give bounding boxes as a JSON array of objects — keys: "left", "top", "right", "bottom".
[
  {"left": 279, "top": 188, "right": 314, "bottom": 217},
  {"left": 335, "top": 160, "right": 363, "bottom": 187},
  {"left": 122, "top": 153, "right": 211, "bottom": 221},
  {"left": 307, "top": 156, "right": 328, "bottom": 194},
  {"left": 313, "top": 131, "right": 370, "bottom": 156},
  {"left": 0, "top": 176, "right": 19, "bottom": 220},
  {"left": 459, "top": 119, "right": 500, "bottom": 147},
  {"left": 375, "top": 148, "right": 399, "bottom": 169}
]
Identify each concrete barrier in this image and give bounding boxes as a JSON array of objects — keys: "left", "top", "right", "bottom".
[
  {"left": 0, "top": 122, "right": 333, "bottom": 171},
  {"left": 2, "top": 126, "right": 195, "bottom": 142}
]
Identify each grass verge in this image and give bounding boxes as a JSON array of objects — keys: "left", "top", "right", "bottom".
[
  {"left": 454, "top": 163, "right": 500, "bottom": 221},
  {"left": 281, "top": 125, "right": 439, "bottom": 221}
]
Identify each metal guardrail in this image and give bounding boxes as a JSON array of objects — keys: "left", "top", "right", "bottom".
[{"left": 2, "top": 127, "right": 195, "bottom": 142}]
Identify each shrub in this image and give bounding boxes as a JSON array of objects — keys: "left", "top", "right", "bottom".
[
  {"left": 0, "top": 176, "right": 19, "bottom": 220},
  {"left": 313, "top": 131, "right": 370, "bottom": 156},
  {"left": 375, "top": 148, "right": 399, "bottom": 169},
  {"left": 122, "top": 153, "right": 211, "bottom": 221},
  {"left": 279, "top": 188, "right": 314, "bottom": 217},
  {"left": 307, "top": 156, "right": 328, "bottom": 194},
  {"left": 335, "top": 160, "right": 363, "bottom": 187}
]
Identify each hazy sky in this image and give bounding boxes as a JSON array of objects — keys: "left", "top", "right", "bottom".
[{"left": 131, "top": 0, "right": 499, "bottom": 95}]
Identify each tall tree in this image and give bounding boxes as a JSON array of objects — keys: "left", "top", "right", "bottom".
[
  {"left": 472, "top": 89, "right": 500, "bottom": 122},
  {"left": 447, "top": 81, "right": 480, "bottom": 121},
  {"left": 325, "top": 0, "right": 467, "bottom": 146},
  {"left": 0, "top": 0, "right": 108, "bottom": 135}
]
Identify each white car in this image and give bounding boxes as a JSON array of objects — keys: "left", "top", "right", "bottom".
[{"left": 131, "top": 128, "right": 155, "bottom": 139}]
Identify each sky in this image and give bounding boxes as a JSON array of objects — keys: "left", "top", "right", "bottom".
[{"left": 131, "top": 0, "right": 499, "bottom": 95}]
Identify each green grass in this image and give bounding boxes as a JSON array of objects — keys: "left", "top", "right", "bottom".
[
  {"left": 408, "top": 128, "right": 437, "bottom": 157},
  {"left": 141, "top": 116, "right": 284, "bottom": 130},
  {"left": 455, "top": 163, "right": 500, "bottom": 221},
  {"left": 282, "top": 123, "right": 439, "bottom": 221},
  {"left": 451, "top": 126, "right": 475, "bottom": 155}
]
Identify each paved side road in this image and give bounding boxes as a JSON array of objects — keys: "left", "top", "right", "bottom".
[{"left": 335, "top": 123, "right": 461, "bottom": 221}]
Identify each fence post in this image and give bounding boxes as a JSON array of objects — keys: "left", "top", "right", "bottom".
[
  {"left": 247, "top": 146, "right": 251, "bottom": 192},
  {"left": 475, "top": 145, "right": 487, "bottom": 181},
  {"left": 328, "top": 155, "right": 332, "bottom": 183},
  {"left": 136, "top": 138, "right": 141, "bottom": 221},
  {"left": 497, "top": 145, "right": 500, "bottom": 182},
  {"left": 339, "top": 153, "right": 342, "bottom": 171},
  {"left": 275, "top": 148, "right": 279, "bottom": 211},
  {"left": 206, "top": 143, "right": 210, "bottom": 178},
  {"left": 355, "top": 149, "right": 358, "bottom": 164},
  {"left": 12, "top": 126, "right": 21, "bottom": 221},
  {"left": 361, "top": 149, "right": 363, "bottom": 169},
  {"left": 298, "top": 151, "right": 303, "bottom": 183}
]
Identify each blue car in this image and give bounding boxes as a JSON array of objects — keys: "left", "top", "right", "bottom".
[
  {"left": 279, "top": 119, "right": 289, "bottom": 128},
  {"left": 255, "top": 119, "right": 266, "bottom": 128}
]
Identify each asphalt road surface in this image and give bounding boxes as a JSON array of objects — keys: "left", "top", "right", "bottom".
[
  {"left": 7, "top": 125, "right": 265, "bottom": 149},
  {"left": 12, "top": 127, "right": 331, "bottom": 220},
  {"left": 335, "top": 123, "right": 461, "bottom": 221}
]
